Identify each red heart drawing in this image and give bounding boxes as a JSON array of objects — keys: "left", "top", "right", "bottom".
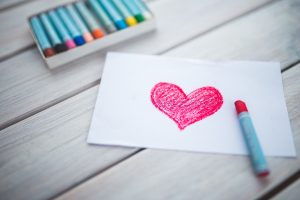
[{"left": 150, "top": 82, "right": 223, "bottom": 130}]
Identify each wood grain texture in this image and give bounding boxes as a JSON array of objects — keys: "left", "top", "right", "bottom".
[
  {"left": 0, "top": 0, "right": 36, "bottom": 11},
  {"left": 0, "top": 0, "right": 299, "bottom": 199},
  {"left": 0, "top": 0, "right": 273, "bottom": 128},
  {"left": 272, "top": 179, "right": 300, "bottom": 200},
  {"left": 55, "top": 64, "right": 300, "bottom": 200},
  {"left": 166, "top": 0, "right": 300, "bottom": 69},
  {"left": 0, "top": 86, "right": 139, "bottom": 200}
]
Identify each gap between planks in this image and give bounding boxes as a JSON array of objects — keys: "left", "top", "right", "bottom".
[
  {"left": 0, "top": 0, "right": 36, "bottom": 13},
  {"left": 50, "top": 148, "right": 145, "bottom": 200},
  {"left": 258, "top": 169, "right": 300, "bottom": 199},
  {"left": 0, "top": 79, "right": 100, "bottom": 130}
]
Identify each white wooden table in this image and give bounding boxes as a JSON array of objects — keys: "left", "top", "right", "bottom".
[{"left": 0, "top": 0, "right": 299, "bottom": 199}]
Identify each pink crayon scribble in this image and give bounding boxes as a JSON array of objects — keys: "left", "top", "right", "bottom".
[{"left": 150, "top": 82, "right": 223, "bottom": 130}]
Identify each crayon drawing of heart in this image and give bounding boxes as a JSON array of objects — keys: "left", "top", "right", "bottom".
[{"left": 150, "top": 82, "right": 223, "bottom": 130}]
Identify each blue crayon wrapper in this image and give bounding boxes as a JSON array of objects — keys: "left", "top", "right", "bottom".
[{"left": 238, "top": 112, "right": 269, "bottom": 175}]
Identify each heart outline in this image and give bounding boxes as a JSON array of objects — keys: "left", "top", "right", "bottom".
[{"left": 150, "top": 82, "right": 223, "bottom": 130}]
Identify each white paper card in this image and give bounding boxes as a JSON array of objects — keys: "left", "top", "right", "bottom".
[{"left": 87, "top": 53, "right": 296, "bottom": 157}]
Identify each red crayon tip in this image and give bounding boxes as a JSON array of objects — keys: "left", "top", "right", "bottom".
[
  {"left": 235, "top": 100, "right": 248, "bottom": 114},
  {"left": 257, "top": 170, "right": 270, "bottom": 177}
]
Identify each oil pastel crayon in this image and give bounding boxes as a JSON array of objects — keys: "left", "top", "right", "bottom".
[
  {"left": 30, "top": 16, "right": 56, "bottom": 57},
  {"left": 122, "top": 0, "right": 144, "bottom": 22},
  {"left": 132, "top": 0, "right": 152, "bottom": 20},
  {"left": 87, "top": 0, "right": 117, "bottom": 33},
  {"left": 98, "top": 0, "right": 128, "bottom": 30},
  {"left": 75, "top": 1, "right": 105, "bottom": 39},
  {"left": 111, "top": 0, "right": 137, "bottom": 26},
  {"left": 65, "top": 4, "right": 94, "bottom": 43},
  {"left": 40, "top": 13, "right": 68, "bottom": 53},
  {"left": 48, "top": 10, "right": 76, "bottom": 49},
  {"left": 235, "top": 100, "right": 270, "bottom": 177},
  {"left": 56, "top": 7, "right": 85, "bottom": 46}
]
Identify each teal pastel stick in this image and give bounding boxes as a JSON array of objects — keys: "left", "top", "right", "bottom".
[
  {"left": 48, "top": 10, "right": 72, "bottom": 42},
  {"left": 65, "top": 4, "right": 89, "bottom": 34},
  {"left": 88, "top": 0, "right": 116, "bottom": 33},
  {"left": 48, "top": 10, "right": 76, "bottom": 49},
  {"left": 56, "top": 7, "right": 85, "bottom": 46},
  {"left": 30, "top": 16, "right": 51, "bottom": 50},
  {"left": 98, "top": 0, "right": 128, "bottom": 30},
  {"left": 132, "top": 0, "right": 152, "bottom": 19},
  {"left": 122, "top": 0, "right": 140, "bottom": 15},
  {"left": 39, "top": 13, "right": 61, "bottom": 46},
  {"left": 111, "top": 0, "right": 132, "bottom": 17},
  {"left": 235, "top": 100, "right": 269, "bottom": 177},
  {"left": 75, "top": 2, "right": 101, "bottom": 31}
]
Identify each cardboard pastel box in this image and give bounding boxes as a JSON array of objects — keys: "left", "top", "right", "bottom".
[{"left": 28, "top": 1, "right": 156, "bottom": 69}]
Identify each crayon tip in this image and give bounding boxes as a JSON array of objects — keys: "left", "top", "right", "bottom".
[
  {"left": 74, "top": 35, "right": 86, "bottom": 46},
  {"left": 134, "top": 14, "right": 145, "bottom": 22},
  {"left": 43, "top": 48, "right": 56, "bottom": 57},
  {"left": 92, "top": 29, "right": 105, "bottom": 39},
  {"left": 125, "top": 16, "right": 138, "bottom": 26},
  {"left": 234, "top": 100, "right": 248, "bottom": 114},
  {"left": 83, "top": 32, "right": 94, "bottom": 43},
  {"left": 257, "top": 170, "right": 270, "bottom": 177},
  {"left": 115, "top": 20, "right": 128, "bottom": 30},
  {"left": 106, "top": 25, "right": 117, "bottom": 33},
  {"left": 54, "top": 43, "right": 68, "bottom": 53},
  {"left": 65, "top": 39, "right": 76, "bottom": 49}
]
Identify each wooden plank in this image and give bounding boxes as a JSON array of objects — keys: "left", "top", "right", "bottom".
[
  {"left": 0, "top": 0, "right": 273, "bottom": 128},
  {"left": 54, "top": 64, "right": 300, "bottom": 200},
  {"left": 0, "top": 0, "right": 35, "bottom": 11},
  {"left": 272, "top": 179, "right": 300, "bottom": 200},
  {"left": 0, "top": 86, "right": 139, "bottom": 200},
  {"left": 165, "top": 0, "right": 300, "bottom": 68}
]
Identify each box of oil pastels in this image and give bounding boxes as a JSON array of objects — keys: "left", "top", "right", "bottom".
[{"left": 28, "top": 0, "right": 155, "bottom": 69}]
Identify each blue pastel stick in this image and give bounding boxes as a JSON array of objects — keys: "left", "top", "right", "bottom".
[
  {"left": 39, "top": 13, "right": 68, "bottom": 53},
  {"left": 65, "top": 4, "right": 94, "bottom": 42},
  {"left": 235, "top": 100, "right": 270, "bottom": 177},
  {"left": 30, "top": 16, "right": 56, "bottom": 57},
  {"left": 98, "top": 0, "right": 128, "bottom": 30},
  {"left": 48, "top": 10, "right": 76, "bottom": 49},
  {"left": 56, "top": 7, "right": 85, "bottom": 46},
  {"left": 30, "top": 17, "right": 51, "bottom": 50}
]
